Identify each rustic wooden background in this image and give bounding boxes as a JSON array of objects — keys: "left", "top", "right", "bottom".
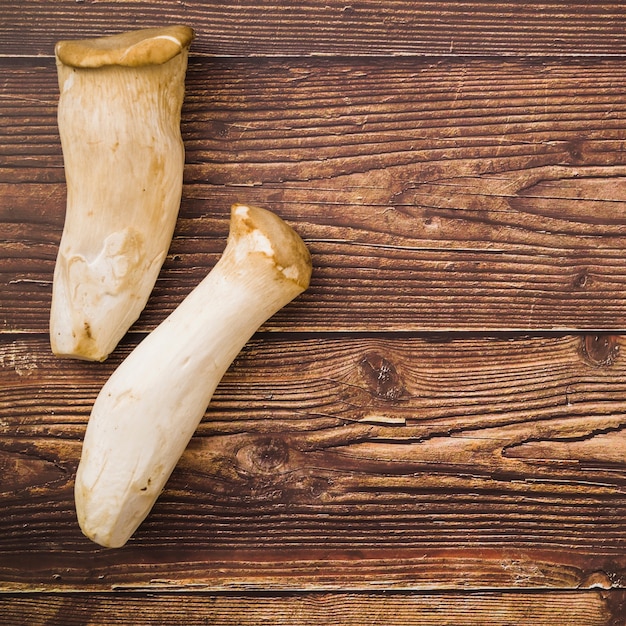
[{"left": 2, "top": 1, "right": 626, "bottom": 624}]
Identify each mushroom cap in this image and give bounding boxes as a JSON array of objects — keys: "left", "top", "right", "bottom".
[
  {"left": 55, "top": 25, "right": 195, "bottom": 68},
  {"left": 229, "top": 203, "right": 313, "bottom": 292}
]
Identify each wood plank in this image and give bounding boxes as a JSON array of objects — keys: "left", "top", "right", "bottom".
[
  {"left": 3, "top": 1, "right": 626, "bottom": 58},
  {"left": 1, "top": 590, "right": 624, "bottom": 626},
  {"left": 2, "top": 333, "right": 626, "bottom": 589},
  {"left": 3, "top": 57, "right": 626, "bottom": 332},
  {"left": 4, "top": 0, "right": 626, "bottom": 622}
]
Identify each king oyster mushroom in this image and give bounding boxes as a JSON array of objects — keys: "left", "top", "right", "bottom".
[
  {"left": 75, "top": 204, "right": 312, "bottom": 548},
  {"left": 50, "top": 25, "right": 195, "bottom": 361}
]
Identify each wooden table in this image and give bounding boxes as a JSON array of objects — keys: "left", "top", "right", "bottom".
[{"left": 2, "top": 2, "right": 626, "bottom": 623}]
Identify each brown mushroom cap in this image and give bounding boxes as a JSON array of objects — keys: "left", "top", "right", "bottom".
[
  {"left": 55, "top": 25, "right": 195, "bottom": 68},
  {"left": 229, "top": 204, "right": 313, "bottom": 292}
]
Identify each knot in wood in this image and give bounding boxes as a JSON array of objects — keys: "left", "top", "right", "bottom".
[
  {"left": 565, "top": 138, "right": 585, "bottom": 164},
  {"left": 236, "top": 436, "right": 290, "bottom": 475},
  {"left": 573, "top": 270, "right": 591, "bottom": 289},
  {"left": 581, "top": 334, "right": 620, "bottom": 367},
  {"left": 359, "top": 352, "right": 405, "bottom": 401},
  {"left": 580, "top": 570, "right": 613, "bottom": 590}
]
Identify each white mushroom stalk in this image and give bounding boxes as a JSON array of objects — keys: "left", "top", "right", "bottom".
[
  {"left": 75, "top": 204, "right": 312, "bottom": 548},
  {"left": 50, "top": 25, "right": 195, "bottom": 361}
]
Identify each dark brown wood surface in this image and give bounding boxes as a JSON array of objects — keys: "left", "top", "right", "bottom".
[
  {"left": 2, "top": 591, "right": 625, "bottom": 626},
  {"left": 4, "top": 1, "right": 626, "bottom": 57},
  {"left": 5, "top": 57, "right": 626, "bottom": 333},
  {"left": 2, "top": 1, "right": 626, "bottom": 624}
]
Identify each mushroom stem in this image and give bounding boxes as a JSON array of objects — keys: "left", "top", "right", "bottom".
[
  {"left": 74, "top": 204, "right": 312, "bottom": 548},
  {"left": 50, "top": 26, "right": 195, "bottom": 361}
]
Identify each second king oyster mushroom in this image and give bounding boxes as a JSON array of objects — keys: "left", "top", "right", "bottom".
[{"left": 50, "top": 25, "right": 195, "bottom": 361}]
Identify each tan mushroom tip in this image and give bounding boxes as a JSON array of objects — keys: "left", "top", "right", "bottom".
[
  {"left": 55, "top": 25, "right": 195, "bottom": 68},
  {"left": 229, "top": 203, "right": 313, "bottom": 292}
]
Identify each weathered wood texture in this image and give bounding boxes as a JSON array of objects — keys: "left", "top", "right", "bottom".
[
  {"left": 1, "top": 333, "right": 626, "bottom": 591},
  {"left": 3, "top": 1, "right": 626, "bottom": 623},
  {"left": 4, "top": 57, "right": 626, "bottom": 332},
  {"left": 1, "top": 591, "right": 625, "bottom": 626},
  {"left": 3, "top": 1, "right": 626, "bottom": 57}
]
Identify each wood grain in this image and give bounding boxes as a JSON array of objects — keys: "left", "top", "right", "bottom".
[
  {"left": 1, "top": 591, "right": 624, "bottom": 626},
  {"left": 3, "top": 1, "right": 626, "bottom": 619},
  {"left": 3, "top": 57, "right": 626, "bottom": 332},
  {"left": 3, "top": 1, "right": 626, "bottom": 58},
  {"left": 2, "top": 333, "right": 626, "bottom": 589}
]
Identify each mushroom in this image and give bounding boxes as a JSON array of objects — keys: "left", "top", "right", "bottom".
[
  {"left": 50, "top": 25, "right": 195, "bottom": 361},
  {"left": 74, "top": 204, "right": 312, "bottom": 548}
]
